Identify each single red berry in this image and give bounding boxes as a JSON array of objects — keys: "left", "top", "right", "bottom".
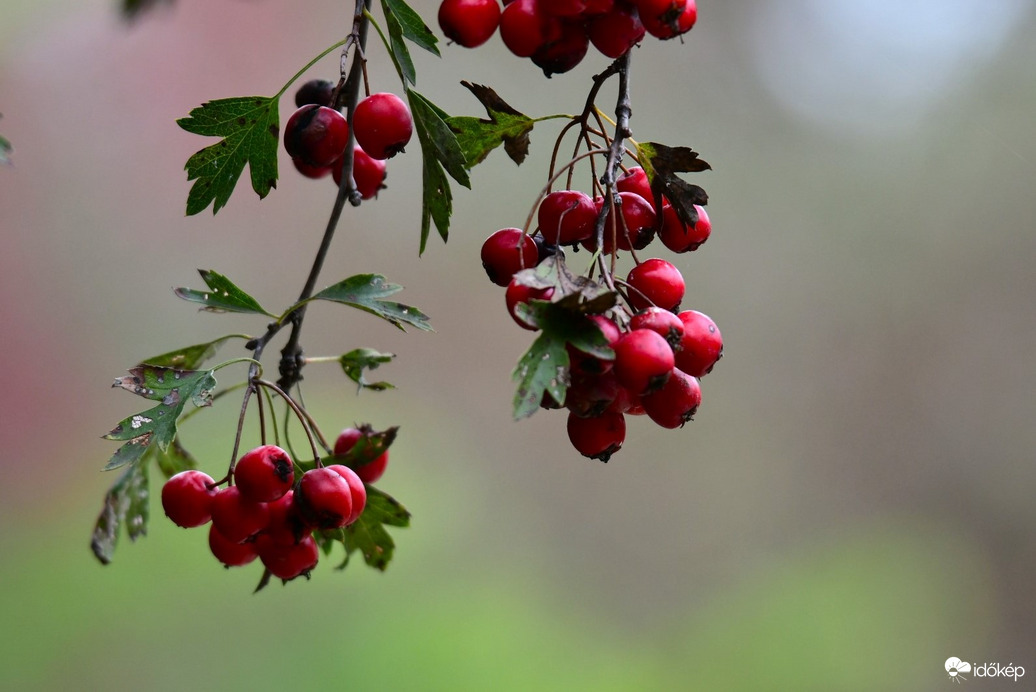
[
  {"left": 261, "top": 490, "right": 308, "bottom": 547},
  {"left": 208, "top": 524, "right": 259, "bottom": 567},
  {"left": 565, "top": 369, "right": 621, "bottom": 418},
  {"left": 627, "top": 258, "right": 685, "bottom": 312},
  {"left": 326, "top": 464, "right": 367, "bottom": 525},
  {"left": 353, "top": 93, "right": 413, "bottom": 160},
  {"left": 642, "top": 367, "right": 701, "bottom": 428},
  {"left": 674, "top": 309, "right": 723, "bottom": 377},
  {"left": 588, "top": 5, "right": 646, "bottom": 58},
  {"left": 161, "top": 470, "right": 217, "bottom": 528},
  {"left": 500, "top": 0, "right": 563, "bottom": 58},
  {"left": 567, "top": 411, "right": 626, "bottom": 462},
  {"left": 292, "top": 157, "right": 332, "bottom": 179},
  {"left": 295, "top": 467, "right": 354, "bottom": 530},
  {"left": 641, "top": 0, "right": 695, "bottom": 39},
  {"left": 505, "top": 279, "right": 555, "bottom": 330},
  {"left": 294, "top": 78, "right": 334, "bottom": 108},
  {"left": 585, "top": 192, "right": 657, "bottom": 253},
  {"left": 659, "top": 202, "right": 710, "bottom": 252},
  {"left": 438, "top": 0, "right": 502, "bottom": 48},
  {"left": 630, "top": 306, "right": 684, "bottom": 348},
  {"left": 541, "top": 0, "right": 588, "bottom": 16},
  {"left": 284, "top": 105, "right": 350, "bottom": 168},
  {"left": 333, "top": 427, "right": 390, "bottom": 484},
  {"left": 615, "top": 167, "right": 654, "bottom": 208},
  {"left": 257, "top": 533, "right": 320, "bottom": 581},
  {"left": 568, "top": 314, "right": 620, "bottom": 375},
  {"left": 234, "top": 444, "right": 294, "bottom": 503},
  {"left": 531, "top": 19, "right": 590, "bottom": 78},
  {"left": 481, "top": 228, "right": 539, "bottom": 286},
  {"left": 614, "top": 328, "right": 676, "bottom": 395},
  {"left": 210, "top": 486, "right": 270, "bottom": 544},
  {"left": 332, "top": 146, "right": 387, "bottom": 200},
  {"left": 537, "top": 189, "right": 597, "bottom": 245}
]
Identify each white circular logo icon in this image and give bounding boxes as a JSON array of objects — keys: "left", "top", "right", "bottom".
[{"left": 945, "top": 657, "right": 972, "bottom": 682}]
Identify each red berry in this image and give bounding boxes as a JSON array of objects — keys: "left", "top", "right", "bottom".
[
  {"left": 352, "top": 93, "right": 413, "bottom": 160},
  {"left": 568, "top": 314, "right": 620, "bottom": 375},
  {"left": 210, "top": 486, "right": 270, "bottom": 544},
  {"left": 531, "top": 19, "right": 589, "bottom": 77},
  {"left": 567, "top": 411, "right": 626, "bottom": 462},
  {"left": 500, "top": 0, "right": 562, "bottom": 58},
  {"left": 613, "top": 328, "right": 675, "bottom": 395},
  {"left": 641, "top": 367, "right": 701, "bottom": 428},
  {"left": 588, "top": 5, "right": 646, "bottom": 58},
  {"left": 583, "top": 0, "right": 616, "bottom": 15},
  {"left": 640, "top": 0, "right": 695, "bottom": 39},
  {"left": 586, "top": 192, "right": 656, "bottom": 253},
  {"left": 326, "top": 464, "right": 367, "bottom": 525},
  {"left": 161, "top": 470, "right": 217, "bottom": 528},
  {"left": 257, "top": 533, "right": 320, "bottom": 581},
  {"left": 295, "top": 467, "right": 354, "bottom": 530},
  {"left": 234, "top": 444, "right": 294, "bottom": 503},
  {"left": 438, "top": 0, "right": 501, "bottom": 48},
  {"left": 537, "top": 189, "right": 597, "bottom": 245},
  {"left": 333, "top": 427, "right": 390, "bottom": 484},
  {"left": 565, "top": 369, "right": 621, "bottom": 418},
  {"left": 674, "top": 309, "right": 723, "bottom": 377},
  {"left": 332, "top": 146, "right": 387, "bottom": 200},
  {"left": 627, "top": 258, "right": 685, "bottom": 312},
  {"left": 261, "top": 490, "right": 307, "bottom": 547},
  {"left": 505, "top": 279, "right": 555, "bottom": 330},
  {"left": 542, "top": 0, "right": 588, "bottom": 16},
  {"left": 615, "top": 167, "right": 654, "bottom": 207},
  {"left": 294, "top": 79, "right": 334, "bottom": 108},
  {"left": 659, "top": 202, "right": 710, "bottom": 252},
  {"left": 292, "top": 157, "right": 332, "bottom": 179},
  {"left": 284, "top": 105, "right": 350, "bottom": 168},
  {"left": 630, "top": 306, "right": 684, "bottom": 348},
  {"left": 208, "top": 525, "right": 259, "bottom": 567},
  {"left": 481, "top": 228, "right": 538, "bottom": 286}
]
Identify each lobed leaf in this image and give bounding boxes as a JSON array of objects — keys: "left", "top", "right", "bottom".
[
  {"left": 177, "top": 96, "right": 279, "bottom": 215},
  {"left": 339, "top": 348, "right": 396, "bottom": 391},
  {"left": 512, "top": 332, "right": 570, "bottom": 420},
  {"left": 446, "top": 82, "right": 535, "bottom": 166},
  {"left": 90, "top": 461, "right": 149, "bottom": 565},
  {"left": 304, "top": 274, "right": 432, "bottom": 332},
  {"left": 382, "top": 0, "right": 418, "bottom": 87},
  {"left": 139, "top": 334, "right": 247, "bottom": 370},
  {"left": 382, "top": 0, "right": 439, "bottom": 56},
  {"left": 174, "top": 269, "right": 274, "bottom": 316},
  {"left": 637, "top": 141, "right": 710, "bottom": 228}
]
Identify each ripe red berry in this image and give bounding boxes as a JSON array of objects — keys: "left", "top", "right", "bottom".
[
  {"left": 630, "top": 306, "right": 684, "bottom": 348},
  {"left": 627, "top": 258, "right": 685, "bottom": 312},
  {"left": 234, "top": 444, "right": 294, "bottom": 503},
  {"left": 439, "top": 0, "right": 502, "bottom": 48},
  {"left": 616, "top": 167, "right": 654, "bottom": 207},
  {"left": 353, "top": 93, "right": 413, "bottom": 160},
  {"left": 567, "top": 410, "right": 626, "bottom": 462},
  {"left": 588, "top": 5, "right": 646, "bottom": 58},
  {"left": 294, "top": 78, "right": 334, "bottom": 108},
  {"left": 161, "top": 470, "right": 217, "bottom": 528},
  {"left": 565, "top": 369, "right": 621, "bottom": 419},
  {"left": 532, "top": 19, "right": 590, "bottom": 77},
  {"left": 292, "top": 157, "right": 332, "bottom": 179},
  {"left": 537, "top": 189, "right": 597, "bottom": 245},
  {"left": 481, "top": 228, "right": 538, "bottom": 286},
  {"left": 257, "top": 533, "right": 320, "bottom": 581},
  {"left": 334, "top": 427, "right": 390, "bottom": 484},
  {"left": 542, "top": 0, "right": 588, "bottom": 16},
  {"left": 332, "top": 146, "right": 387, "bottom": 200},
  {"left": 505, "top": 278, "right": 555, "bottom": 330},
  {"left": 261, "top": 490, "right": 307, "bottom": 547},
  {"left": 614, "top": 328, "right": 675, "bottom": 395},
  {"left": 210, "top": 486, "right": 270, "bottom": 544},
  {"left": 284, "top": 105, "right": 350, "bottom": 168},
  {"left": 674, "top": 309, "right": 723, "bottom": 377},
  {"left": 500, "top": 0, "right": 562, "bottom": 58},
  {"left": 587, "top": 191, "right": 657, "bottom": 253},
  {"left": 326, "top": 464, "right": 367, "bottom": 525},
  {"left": 295, "top": 467, "right": 354, "bottom": 530},
  {"left": 641, "top": 367, "right": 701, "bottom": 428},
  {"left": 208, "top": 524, "right": 259, "bottom": 567},
  {"left": 640, "top": 0, "right": 695, "bottom": 39}
]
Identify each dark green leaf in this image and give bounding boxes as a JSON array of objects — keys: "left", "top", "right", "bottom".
[
  {"left": 418, "top": 148, "right": 454, "bottom": 252},
  {"left": 364, "top": 486, "right": 411, "bottom": 528},
  {"left": 140, "top": 334, "right": 247, "bottom": 369},
  {"left": 446, "top": 82, "right": 535, "bottom": 166},
  {"left": 177, "top": 96, "right": 279, "bottom": 215},
  {"left": 113, "top": 364, "right": 216, "bottom": 401},
  {"left": 382, "top": 0, "right": 439, "bottom": 56},
  {"left": 174, "top": 269, "right": 274, "bottom": 316},
  {"left": 304, "top": 274, "right": 432, "bottom": 332},
  {"left": 90, "top": 461, "right": 149, "bottom": 565},
  {"left": 637, "top": 141, "right": 710, "bottom": 228},
  {"left": 381, "top": 0, "right": 417, "bottom": 86},
  {"left": 342, "top": 510, "right": 396, "bottom": 571},
  {"left": 512, "top": 332, "right": 569, "bottom": 420},
  {"left": 153, "top": 438, "right": 198, "bottom": 478},
  {"left": 103, "top": 436, "right": 153, "bottom": 472},
  {"left": 339, "top": 348, "right": 396, "bottom": 391},
  {"left": 335, "top": 425, "right": 398, "bottom": 470}
]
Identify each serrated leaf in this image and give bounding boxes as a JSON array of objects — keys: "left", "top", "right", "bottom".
[
  {"left": 382, "top": 0, "right": 417, "bottom": 86},
  {"left": 382, "top": 0, "right": 439, "bottom": 56},
  {"left": 364, "top": 486, "right": 411, "bottom": 528},
  {"left": 174, "top": 269, "right": 274, "bottom": 316},
  {"left": 335, "top": 425, "right": 398, "bottom": 470},
  {"left": 342, "top": 509, "right": 397, "bottom": 571},
  {"left": 512, "top": 332, "right": 570, "bottom": 420},
  {"left": 113, "top": 364, "right": 214, "bottom": 401},
  {"left": 446, "top": 82, "right": 535, "bottom": 166},
  {"left": 637, "top": 141, "right": 710, "bottom": 228},
  {"left": 177, "top": 96, "right": 279, "bottom": 215},
  {"left": 140, "top": 334, "right": 247, "bottom": 370},
  {"left": 418, "top": 147, "right": 454, "bottom": 252},
  {"left": 303, "top": 274, "right": 432, "bottom": 332},
  {"left": 339, "top": 348, "right": 396, "bottom": 391},
  {"left": 90, "top": 461, "right": 149, "bottom": 565}
]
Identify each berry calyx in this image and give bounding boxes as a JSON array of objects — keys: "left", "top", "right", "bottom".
[
  {"left": 438, "top": 0, "right": 502, "bottom": 48},
  {"left": 295, "top": 467, "right": 354, "bottom": 530},
  {"left": 352, "top": 93, "right": 413, "bottom": 160},
  {"left": 283, "top": 105, "right": 350, "bottom": 168},
  {"left": 161, "top": 470, "right": 217, "bottom": 529},
  {"left": 626, "top": 258, "right": 685, "bottom": 312},
  {"left": 481, "top": 228, "right": 539, "bottom": 286},
  {"left": 334, "top": 427, "right": 389, "bottom": 484},
  {"left": 641, "top": 367, "right": 701, "bottom": 428},
  {"left": 537, "top": 189, "right": 597, "bottom": 245},
  {"left": 613, "top": 328, "right": 676, "bottom": 395},
  {"left": 674, "top": 309, "right": 723, "bottom": 377},
  {"left": 233, "top": 444, "right": 294, "bottom": 503},
  {"left": 210, "top": 486, "right": 270, "bottom": 544},
  {"left": 567, "top": 410, "right": 626, "bottom": 462},
  {"left": 505, "top": 279, "right": 555, "bottom": 330}
]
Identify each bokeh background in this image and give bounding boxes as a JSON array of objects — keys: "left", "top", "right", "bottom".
[{"left": 2, "top": 1, "right": 1034, "bottom": 690}]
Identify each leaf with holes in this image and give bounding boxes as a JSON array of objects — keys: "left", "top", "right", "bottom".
[
  {"left": 301, "top": 274, "right": 432, "bottom": 332},
  {"left": 446, "top": 82, "right": 536, "bottom": 166},
  {"left": 90, "top": 460, "right": 149, "bottom": 564},
  {"left": 174, "top": 269, "right": 274, "bottom": 316}
]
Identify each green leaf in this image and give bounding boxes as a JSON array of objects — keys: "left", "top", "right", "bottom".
[
  {"left": 139, "top": 334, "right": 247, "bottom": 370},
  {"left": 153, "top": 438, "right": 198, "bottom": 478},
  {"left": 339, "top": 348, "right": 396, "bottom": 391},
  {"left": 446, "top": 82, "right": 535, "bottom": 167},
  {"left": 364, "top": 486, "right": 411, "bottom": 527},
  {"left": 512, "top": 332, "right": 570, "bottom": 420},
  {"left": 174, "top": 269, "right": 274, "bottom": 316},
  {"left": 637, "top": 141, "right": 710, "bottom": 228},
  {"left": 90, "top": 461, "right": 149, "bottom": 565},
  {"left": 340, "top": 488, "right": 411, "bottom": 571},
  {"left": 334, "top": 425, "right": 398, "bottom": 470},
  {"left": 304, "top": 274, "right": 432, "bottom": 332},
  {"left": 382, "top": 0, "right": 439, "bottom": 56},
  {"left": 177, "top": 96, "right": 279, "bottom": 215},
  {"left": 381, "top": 0, "right": 417, "bottom": 86}
]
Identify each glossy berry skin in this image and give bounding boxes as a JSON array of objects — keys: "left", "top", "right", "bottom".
[
  {"left": 332, "top": 146, "right": 387, "bottom": 200},
  {"left": 500, "top": 0, "right": 562, "bottom": 58},
  {"left": 543, "top": 0, "right": 588, "bottom": 16},
  {"left": 627, "top": 258, "right": 685, "bottom": 312},
  {"left": 210, "top": 486, "right": 270, "bottom": 544},
  {"left": 294, "top": 78, "right": 334, "bottom": 108},
  {"left": 616, "top": 167, "right": 654, "bottom": 208},
  {"left": 630, "top": 306, "right": 684, "bottom": 348},
  {"left": 614, "top": 329, "right": 675, "bottom": 395},
  {"left": 481, "top": 228, "right": 538, "bottom": 286},
  {"left": 588, "top": 5, "right": 646, "bottom": 58},
  {"left": 234, "top": 444, "right": 294, "bottom": 503},
  {"left": 161, "top": 470, "right": 217, "bottom": 528},
  {"left": 641, "top": 0, "right": 696, "bottom": 39},
  {"left": 642, "top": 367, "right": 701, "bottom": 428},
  {"left": 208, "top": 525, "right": 259, "bottom": 567},
  {"left": 537, "top": 189, "right": 597, "bottom": 245},
  {"left": 261, "top": 490, "right": 307, "bottom": 547},
  {"left": 334, "top": 427, "right": 389, "bottom": 484},
  {"left": 353, "top": 93, "right": 413, "bottom": 160},
  {"left": 675, "top": 310, "right": 723, "bottom": 377},
  {"left": 292, "top": 157, "right": 332, "bottom": 179},
  {"left": 326, "top": 464, "right": 367, "bottom": 525},
  {"left": 295, "top": 467, "right": 354, "bottom": 530},
  {"left": 567, "top": 411, "right": 626, "bottom": 462},
  {"left": 284, "top": 105, "right": 350, "bottom": 168},
  {"left": 588, "top": 192, "right": 656, "bottom": 253},
  {"left": 660, "top": 202, "right": 710, "bottom": 252},
  {"left": 438, "top": 0, "right": 501, "bottom": 48},
  {"left": 505, "top": 279, "right": 555, "bottom": 330},
  {"left": 257, "top": 533, "right": 320, "bottom": 581},
  {"left": 532, "top": 19, "right": 590, "bottom": 77}
]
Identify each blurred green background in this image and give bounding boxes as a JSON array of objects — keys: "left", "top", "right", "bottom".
[{"left": 2, "top": 1, "right": 1034, "bottom": 690}]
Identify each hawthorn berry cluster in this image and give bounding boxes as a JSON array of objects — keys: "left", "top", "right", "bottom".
[
  {"left": 160, "top": 429, "right": 389, "bottom": 583},
  {"left": 285, "top": 79, "right": 415, "bottom": 197},
  {"left": 438, "top": 0, "right": 697, "bottom": 76}
]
